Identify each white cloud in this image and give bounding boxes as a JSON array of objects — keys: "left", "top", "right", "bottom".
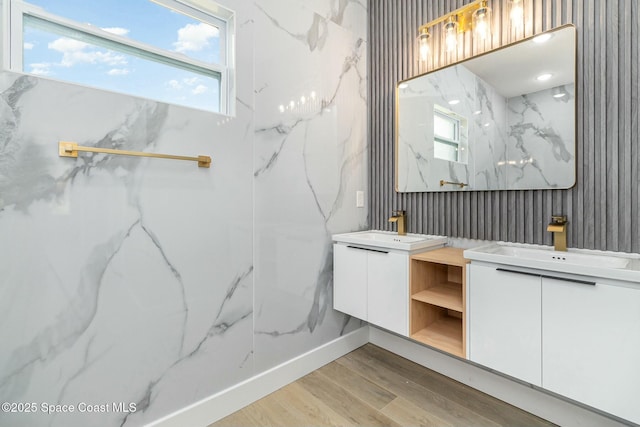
[
  {"left": 192, "top": 84, "right": 208, "bottom": 95},
  {"left": 101, "top": 27, "right": 130, "bottom": 36},
  {"left": 167, "top": 79, "right": 182, "bottom": 89},
  {"left": 183, "top": 77, "right": 199, "bottom": 86},
  {"left": 48, "top": 37, "right": 127, "bottom": 67},
  {"left": 108, "top": 68, "right": 130, "bottom": 75},
  {"left": 24, "top": 42, "right": 34, "bottom": 50},
  {"left": 29, "top": 63, "right": 52, "bottom": 75},
  {"left": 173, "top": 22, "right": 219, "bottom": 53},
  {"left": 167, "top": 77, "right": 208, "bottom": 95},
  {"left": 49, "top": 38, "right": 88, "bottom": 53}
]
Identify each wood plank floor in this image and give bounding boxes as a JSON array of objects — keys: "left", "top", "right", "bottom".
[{"left": 211, "top": 344, "right": 556, "bottom": 427}]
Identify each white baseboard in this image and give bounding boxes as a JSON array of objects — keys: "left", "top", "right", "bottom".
[
  {"left": 148, "top": 325, "right": 631, "bottom": 427},
  {"left": 369, "top": 327, "right": 630, "bottom": 427},
  {"left": 146, "top": 327, "right": 369, "bottom": 427}
]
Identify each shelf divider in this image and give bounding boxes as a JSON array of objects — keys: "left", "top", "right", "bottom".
[{"left": 411, "top": 282, "right": 463, "bottom": 312}]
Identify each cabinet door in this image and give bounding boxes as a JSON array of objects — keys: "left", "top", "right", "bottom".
[
  {"left": 368, "top": 251, "right": 408, "bottom": 336},
  {"left": 333, "top": 244, "right": 367, "bottom": 320},
  {"left": 469, "top": 264, "right": 542, "bottom": 386},
  {"left": 542, "top": 278, "right": 640, "bottom": 424}
]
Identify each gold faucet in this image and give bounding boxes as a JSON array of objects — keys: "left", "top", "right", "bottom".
[
  {"left": 388, "top": 210, "right": 407, "bottom": 236},
  {"left": 547, "top": 215, "right": 568, "bottom": 252}
]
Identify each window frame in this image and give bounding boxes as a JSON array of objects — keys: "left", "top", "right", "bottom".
[
  {"left": 433, "top": 107, "right": 461, "bottom": 162},
  {"left": 1, "top": 0, "right": 235, "bottom": 114}
]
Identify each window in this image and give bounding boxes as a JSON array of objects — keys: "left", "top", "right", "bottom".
[
  {"left": 2, "top": 0, "right": 234, "bottom": 113},
  {"left": 433, "top": 104, "right": 468, "bottom": 164}
]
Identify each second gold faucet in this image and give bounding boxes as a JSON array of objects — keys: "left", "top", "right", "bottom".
[
  {"left": 547, "top": 215, "right": 568, "bottom": 251},
  {"left": 388, "top": 210, "right": 407, "bottom": 235}
]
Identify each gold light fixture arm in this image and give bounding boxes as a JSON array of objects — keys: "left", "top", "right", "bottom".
[
  {"left": 58, "top": 141, "right": 211, "bottom": 168},
  {"left": 418, "top": 0, "right": 484, "bottom": 34},
  {"left": 440, "top": 180, "right": 468, "bottom": 188}
]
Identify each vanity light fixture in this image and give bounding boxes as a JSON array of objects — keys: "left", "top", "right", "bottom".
[
  {"left": 417, "top": 0, "right": 536, "bottom": 64},
  {"left": 417, "top": 0, "right": 494, "bottom": 63}
]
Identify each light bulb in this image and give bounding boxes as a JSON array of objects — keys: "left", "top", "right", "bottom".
[
  {"left": 475, "top": 19, "right": 488, "bottom": 39},
  {"left": 443, "top": 19, "right": 458, "bottom": 53},
  {"left": 473, "top": 2, "right": 492, "bottom": 40},
  {"left": 510, "top": 0, "right": 523, "bottom": 27},
  {"left": 417, "top": 29, "right": 430, "bottom": 61}
]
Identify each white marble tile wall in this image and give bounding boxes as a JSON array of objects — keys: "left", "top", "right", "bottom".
[
  {"left": 252, "top": 0, "right": 367, "bottom": 372},
  {"left": 0, "top": 1, "right": 367, "bottom": 426},
  {"left": 506, "top": 84, "right": 576, "bottom": 189}
]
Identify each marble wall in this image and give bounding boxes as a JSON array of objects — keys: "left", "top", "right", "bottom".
[
  {"left": 506, "top": 85, "right": 576, "bottom": 189},
  {"left": 0, "top": 1, "right": 367, "bottom": 426}
]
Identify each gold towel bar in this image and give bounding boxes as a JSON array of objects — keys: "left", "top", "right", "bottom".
[
  {"left": 440, "top": 179, "right": 468, "bottom": 188},
  {"left": 58, "top": 141, "right": 211, "bottom": 168}
]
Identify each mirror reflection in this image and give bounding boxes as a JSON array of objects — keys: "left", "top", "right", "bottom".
[{"left": 396, "top": 25, "right": 576, "bottom": 192}]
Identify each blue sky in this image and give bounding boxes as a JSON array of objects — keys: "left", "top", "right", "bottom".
[{"left": 23, "top": 0, "right": 222, "bottom": 111}]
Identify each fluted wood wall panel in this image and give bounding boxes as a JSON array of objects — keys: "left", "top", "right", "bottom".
[{"left": 369, "top": 0, "right": 640, "bottom": 252}]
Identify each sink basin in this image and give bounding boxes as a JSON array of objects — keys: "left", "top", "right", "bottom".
[
  {"left": 491, "top": 245, "right": 630, "bottom": 269},
  {"left": 464, "top": 242, "right": 640, "bottom": 282},
  {"left": 333, "top": 230, "right": 447, "bottom": 252}
]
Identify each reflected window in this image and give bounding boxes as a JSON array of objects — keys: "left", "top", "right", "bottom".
[{"left": 434, "top": 105, "right": 467, "bottom": 163}]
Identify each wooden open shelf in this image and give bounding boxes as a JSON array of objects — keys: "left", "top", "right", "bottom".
[
  {"left": 411, "top": 282, "right": 463, "bottom": 312},
  {"left": 411, "top": 315, "right": 463, "bottom": 358},
  {"left": 410, "top": 247, "right": 468, "bottom": 358}
]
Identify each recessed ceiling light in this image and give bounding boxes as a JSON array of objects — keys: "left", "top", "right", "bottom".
[
  {"left": 532, "top": 33, "right": 552, "bottom": 44},
  {"left": 552, "top": 86, "right": 567, "bottom": 98},
  {"left": 448, "top": 99, "right": 460, "bottom": 105},
  {"left": 473, "top": 110, "right": 482, "bottom": 115},
  {"left": 537, "top": 73, "right": 552, "bottom": 81}
]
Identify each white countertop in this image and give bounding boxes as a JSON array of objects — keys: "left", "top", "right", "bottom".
[
  {"left": 464, "top": 241, "right": 640, "bottom": 284},
  {"left": 333, "top": 230, "right": 447, "bottom": 252}
]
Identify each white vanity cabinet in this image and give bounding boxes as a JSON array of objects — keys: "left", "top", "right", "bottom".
[
  {"left": 333, "top": 244, "right": 409, "bottom": 336},
  {"left": 333, "top": 244, "right": 369, "bottom": 321},
  {"left": 542, "top": 277, "right": 640, "bottom": 424},
  {"left": 468, "top": 259, "right": 640, "bottom": 425},
  {"left": 468, "top": 264, "right": 542, "bottom": 386}
]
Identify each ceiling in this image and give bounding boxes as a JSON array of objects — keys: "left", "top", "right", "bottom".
[{"left": 463, "top": 26, "right": 575, "bottom": 98}]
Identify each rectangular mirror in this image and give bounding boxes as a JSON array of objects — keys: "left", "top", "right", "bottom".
[{"left": 396, "top": 25, "right": 576, "bottom": 192}]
